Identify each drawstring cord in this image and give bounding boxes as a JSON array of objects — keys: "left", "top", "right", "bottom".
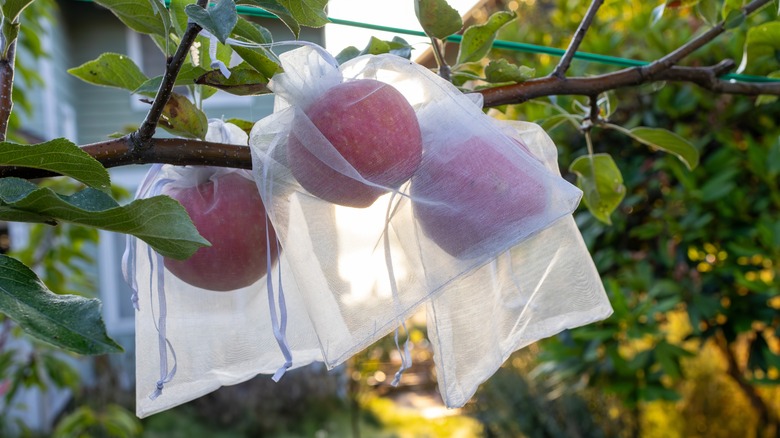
[{"left": 383, "top": 191, "right": 412, "bottom": 386}]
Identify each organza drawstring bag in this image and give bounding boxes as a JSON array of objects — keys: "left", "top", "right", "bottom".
[
  {"left": 123, "top": 120, "right": 322, "bottom": 418},
  {"left": 249, "top": 45, "right": 583, "bottom": 376},
  {"left": 426, "top": 120, "right": 613, "bottom": 408}
]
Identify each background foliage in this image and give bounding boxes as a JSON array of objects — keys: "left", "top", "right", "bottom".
[{"left": 470, "top": 0, "right": 780, "bottom": 436}]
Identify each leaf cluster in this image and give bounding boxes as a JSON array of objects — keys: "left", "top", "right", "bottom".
[{"left": 495, "top": 0, "right": 780, "bottom": 424}]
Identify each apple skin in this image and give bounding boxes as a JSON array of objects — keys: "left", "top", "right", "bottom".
[
  {"left": 411, "top": 136, "right": 549, "bottom": 259},
  {"left": 163, "top": 171, "right": 279, "bottom": 292},
  {"left": 287, "top": 79, "right": 423, "bottom": 208}
]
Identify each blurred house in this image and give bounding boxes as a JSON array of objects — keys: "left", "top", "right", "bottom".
[{"left": 5, "top": 0, "right": 323, "bottom": 433}]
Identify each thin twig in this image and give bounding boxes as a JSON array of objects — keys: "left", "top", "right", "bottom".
[
  {"left": 587, "top": 94, "right": 600, "bottom": 127},
  {"left": 130, "top": 0, "right": 208, "bottom": 150},
  {"left": 642, "top": 0, "right": 771, "bottom": 77},
  {"left": 0, "top": 40, "right": 16, "bottom": 142},
  {"left": 430, "top": 37, "right": 451, "bottom": 81},
  {"left": 551, "top": 0, "right": 604, "bottom": 78}
]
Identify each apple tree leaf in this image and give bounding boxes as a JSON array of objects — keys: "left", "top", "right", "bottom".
[
  {"left": 0, "top": 178, "right": 210, "bottom": 260},
  {"left": 235, "top": 0, "right": 300, "bottom": 37},
  {"left": 225, "top": 118, "right": 255, "bottom": 136},
  {"left": 2, "top": 0, "right": 37, "bottom": 22},
  {"left": 229, "top": 18, "right": 281, "bottom": 78},
  {"left": 415, "top": 0, "right": 463, "bottom": 40},
  {"left": 169, "top": 0, "right": 191, "bottom": 36},
  {"left": 185, "top": 0, "right": 238, "bottom": 44},
  {"left": 67, "top": 53, "right": 149, "bottom": 93},
  {"left": 484, "top": 59, "right": 535, "bottom": 83},
  {"left": 231, "top": 16, "right": 274, "bottom": 44},
  {"left": 275, "top": 0, "right": 328, "bottom": 28},
  {"left": 626, "top": 127, "right": 699, "bottom": 170},
  {"left": 0, "top": 139, "right": 111, "bottom": 193},
  {"left": 336, "top": 46, "right": 361, "bottom": 65},
  {"left": 0, "top": 254, "right": 123, "bottom": 355},
  {"left": 457, "top": 11, "right": 515, "bottom": 64},
  {"left": 195, "top": 65, "right": 271, "bottom": 95},
  {"left": 569, "top": 153, "right": 626, "bottom": 225},
  {"left": 157, "top": 92, "right": 208, "bottom": 140},
  {"left": 738, "top": 21, "right": 780, "bottom": 73},
  {"left": 696, "top": 0, "right": 719, "bottom": 25},
  {"left": 93, "top": 0, "right": 169, "bottom": 37}
]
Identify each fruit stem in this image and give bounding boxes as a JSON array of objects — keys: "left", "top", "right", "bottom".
[{"left": 430, "top": 37, "right": 451, "bottom": 81}]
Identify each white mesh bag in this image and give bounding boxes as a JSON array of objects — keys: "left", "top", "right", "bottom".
[
  {"left": 124, "top": 120, "right": 322, "bottom": 418},
  {"left": 249, "top": 46, "right": 584, "bottom": 374},
  {"left": 427, "top": 120, "right": 613, "bottom": 408}
]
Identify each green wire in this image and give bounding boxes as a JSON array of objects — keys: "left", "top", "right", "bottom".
[{"left": 76, "top": 0, "right": 777, "bottom": 84}]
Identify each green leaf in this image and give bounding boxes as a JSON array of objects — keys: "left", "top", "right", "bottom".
[
  {"left": 67, "top": 53, "right": 149, "bottom": 92},
  {"left": 93, "top": 0, "right": 169, "bottom": 37},
  {"left": 169, "top": 0, "right": 190, "bottom": 36},
  {"left": 225, "top": 118, "right": 255, "bottom": 136},
  {"left": 484, "top": 59, "right": 535, "bottom": 83},
  {"left": 738, "top": 21, "right": 780, "bottom": 73},
  {"left": 336, "top": 46, "right": 361, "bottom": 65},
  {"left": 457, "top": 11, "right": 515, "bottom": 64},
  {"left": 626, "top": 127, "right": 699, "bottom": 170},
  {"left": 185, "top": 0, "right": 238, "bottom": 44},
  {"left": 41, "top": 352, "right": 81, "bottom": 391},
  {"left": 0, "top": 254, "right": 122, "bottom": 355},
  {"left": 276, "top": 0, "right": 328, "bottom": 28},
  {"left": 231, "top": 45, "right": 281, "bottom": 79},
  {"left": 696, "top": 0, "right": 719, "bottom": 25},
  {"left": 334, "top": 36, "right": 413, "bottom": 64},
  {"left": 2, "top": 0, "right": 36, "bottom": 22},
  {"left": 415, "top": 0, "right": 463, "bottom": 40},
  {"left": 359, "top": 36, "right": 391, "bottom": 56},
  {"left": 603, "top": 91, "right": 619, "bottom": 119},
  {"left": 388, "top": 37, "right": 413, "bottom": 59},
  {"left": 0, "top": 178, "right": 210, "bottom": 260},
  {"left": 148, "top": 0, "right": 173, "bottom": 35},
  {"left": 158, "top": 92, "right": 208, "bottom": 139},
  {"left": 133, "top": 63, "right": 210, "bottom": 96},
  {"left": 569, "top": 153, "right": 626, "bottom": 225},
  {"left": 232, "top": 16, "right": 273, "bottom": 44},
  {"left": 0, "top": 139, "right": 111, "bottom": 192},
  {"left": 723, "top": 8, "right": 745, "bottom": 29},
  {"left": 195, "top": 65, "right": 271, "bottom": 95},
  {"left": 235, "top": 0, "right": 300, "bottom": 37}
]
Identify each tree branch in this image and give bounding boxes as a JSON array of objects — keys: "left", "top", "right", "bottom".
[
  {"left": 477, "top": 60, "right": 780, "bottom": 107},
  {"left": 643, "top": 0, "right": 771, "bottom": 77},
  {"left": 551, "top": 0, "right": 604, "bottom": 79},
  {"left": 0, "top": 59, "right": 778, "bottom": 179},
  {"left": 0, "top": 40, "right": 16, "bottom": 142},
  {"left": 0, "top": 136, "right": 251, "bottom": 180},
  {"left": 129, "top": 0, "right": 208, "bottom": 150}
]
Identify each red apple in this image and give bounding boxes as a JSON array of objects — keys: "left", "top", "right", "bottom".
[
  {"left": 287, "top": 79, "right": 423, "bottom": 208},
  {"left": 163, "top": 171, "right": 279, "bottom": 291},
  {"left": 411, "top": 136, "right": 549, "bottom": 259}
]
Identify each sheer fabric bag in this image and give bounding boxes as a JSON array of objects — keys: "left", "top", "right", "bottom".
[
  {"left": 249, "top": 46, "right": 583, "bottom": 373},
  {"left": 427, "top": 120, "right": 613, "bottom": 408},
  {"left": 124, "top": 120, "right": 322, "bottom": 417}
]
